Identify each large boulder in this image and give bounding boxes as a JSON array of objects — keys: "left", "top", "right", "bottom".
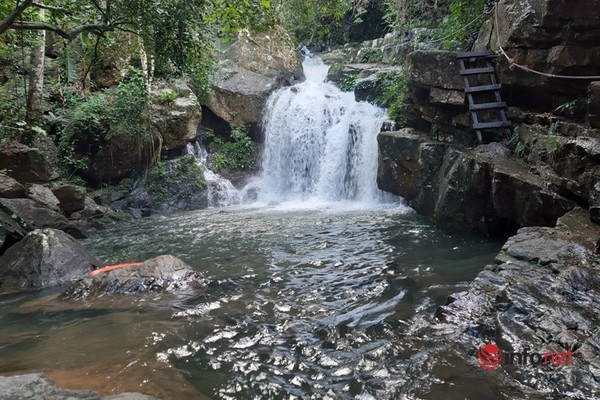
[
  {"left": 0, "top": 173, "right": 26, "bottom": 198},
  {"left": 204, "top": 26, "right": 304, "bottom": 126},
  {"left": 52, "top": 184, "right": 86, "bottom": 214},
  {"left": 0, "top": 229, "right": 97, "bottom": 293},
  {"left": 0, "top": 373, "right": 158, "bottom": 400},
  {"left": 83, "top": 130, "right": 162, "bottom": 185},
  {"left": 0, "top": 141, "right": 58, "bottom": 182},
  {"left": 151, "top": 80, "right": 202, "bottom": 150},
  {"left": 64, "top": 255, "right": 205, "bottom": 299},
  {"left": 0, "top": 198, "right": 85, "bottom": 238},
  {"left": 26, "top": 183, "right": 60, "bottom": 211}
]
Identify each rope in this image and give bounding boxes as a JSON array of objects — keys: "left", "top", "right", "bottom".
[{"left": 493, "top": 4, "right": 600, "bottom": 80}]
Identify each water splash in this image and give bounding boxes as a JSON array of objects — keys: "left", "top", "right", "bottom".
[
  {"left": 244, "top": 57, "right": 393, "bottom": 206},
  {"left": 186, "top": 142, "right": 241, "bottom": 207}
]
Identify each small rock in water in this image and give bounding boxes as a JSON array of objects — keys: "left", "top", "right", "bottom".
[{"left": 63, "top": 255, "right": 206, "bottom": 299}]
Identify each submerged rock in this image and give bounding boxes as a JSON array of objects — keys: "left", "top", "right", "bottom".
[
  {"left": 0, "top": 373, "right": 158, "bottom": 399},
  {"left": 0, "top": 229, "right": 97, "bottom": 293},
  {"left": 64, "top": 255, "right": 205, "bottom": 299}
]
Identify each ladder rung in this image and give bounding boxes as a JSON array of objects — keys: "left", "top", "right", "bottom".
[
  {"left": 465, "top": 84, "right": 502, "bottom": 93},
  {"left": 460, "top": 67, "right": 495, "bottom": 76},
  {"left": 456, "top": 51, "right": 497, "bottom": 59},
  {"left": 473, "top": 121, "right": 513, "bottom": 130},
  {"left": 469, "top": 101, "right": 507, "bottom": 111}
]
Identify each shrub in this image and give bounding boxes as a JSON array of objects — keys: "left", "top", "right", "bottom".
[{"left": 210, "top": 127, "right": 256, "bottom": 172}]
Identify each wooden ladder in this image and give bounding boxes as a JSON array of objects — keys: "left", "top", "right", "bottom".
[{"left": 457, "top": 50, "right": 511, "bottom": 143}]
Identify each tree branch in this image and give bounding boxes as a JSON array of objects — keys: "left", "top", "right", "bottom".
[
  {"left": 0, "top": 0, "right": 36, "bottom": 35},
  {"left": 31, "top": 2, "right": 69, "bottom": 13},
  {"left": 11, "top": 21, "right": 114, "bottom": 40}
]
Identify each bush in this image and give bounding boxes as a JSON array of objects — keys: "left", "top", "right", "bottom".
[
  {"left": 434, "top": 0, "right": 486, "bottom": 50},
  {"left": 380, "top": 73, "right": 409, "bottom": 124},
  {"left": 209, "top": 127, "right": 256, "bottom": 172}
]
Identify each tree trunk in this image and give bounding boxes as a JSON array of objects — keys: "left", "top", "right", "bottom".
[{"left": 26, "top": 9, "right": 46, "bottom": 122}]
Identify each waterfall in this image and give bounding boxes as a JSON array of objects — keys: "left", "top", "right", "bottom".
[
  {"left": 186, "top": 142, "right": 242, "bottom": 207},
  {"left": 243, "top": 57, "right": 391, "bottom": 205}
]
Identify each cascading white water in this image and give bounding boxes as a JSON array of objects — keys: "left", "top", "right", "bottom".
[
  {"left": 186, "top": 142, "right": 241, "bottom": 207},
  {"left": 244, "top": 57, "right": 391, "bottom": 205}
]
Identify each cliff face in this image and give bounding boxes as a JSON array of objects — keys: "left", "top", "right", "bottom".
[{"left": 378, "top": 0, "right": 600, "bottom": 236}]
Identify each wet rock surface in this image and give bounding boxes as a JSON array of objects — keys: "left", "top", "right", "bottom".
[
  {"left": 432, "top": 208, "right": 600, "bottom": 398},
  {"left": 0, "top": 229, "right": 97, "bottom": 293},
  {"left": 64, "top": 255, "right": 206, "bottom": 299},
  {"left": 0, "top": 373, "right": 158, "bottom": 400}
]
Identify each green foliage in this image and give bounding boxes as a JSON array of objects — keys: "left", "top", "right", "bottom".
[
  {"left": 147, "top": 155, "right": 206, "bottom": 202},
  {"left": 358, "top": 48, "right": 381, "bottom": 63},
  {"left": 555, "top": 98, "right": 586, "bottom": 119},
  {"left": 434, "top": 0, "right": 485, "bottom": 50},
  {"left": 380, "top": 73, "right": 409, "bottom": 124},
  {"left": 339, "top": 74, "right": 358, "bottom": 92},
  {"left": 209, "top": 127, "right": 256, "bottom": 172},
  {"left": 63, "top": 67, "right": 148, "bottom": 141},
  {"left": 509, "top": 131, "right": 527, "bottom": 157},
  {"left": 158, "top": 90, "right": 179, "bottom": 104}
]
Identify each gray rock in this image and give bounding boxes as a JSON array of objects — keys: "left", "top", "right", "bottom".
[
  {"left": 64, "top": 255, "right": 205, "bottom": 299},
  {"left": 0, "top": 229, "right": 97, "bottom": 293},
  {"left": 26, "top": 183, "right": 61, "bottom": 211},
  {"left": 52, "top": 184, "right": 86, "bottom": 213},
  {"left": 589, "top": 81, "right": 600, "bottom": 129},
  {"left": 0, "top": 141, "right": 58, "bottom": 182},
  {"left": 0, "top": 373, "right": 158, "bottom": 399},
  {"left": 354, "top": 67, "right": 403, "bottom": 106},
  {"left": 377, "top": 129, "right": 577, "bottom": 234},
  {"left": 434, "top": 209, "right": 600, "bottom": 398},
  {"left": 404, "top": 51, "right": 464, "bottom": 90},
  {"left": 204, "top": 27, "right": 303, "bottom": 126},
  {"left": 0, "top": 173, "right": 26, "bottom": 198},
  {"left": 0, "top": 198, "right": 85, "bottom": 238},
  {"left": 151, "top": 79, "right": 202, "bottom": 150}
]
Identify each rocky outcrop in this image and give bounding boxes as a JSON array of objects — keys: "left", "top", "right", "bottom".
[
  {"left": 0, "top": 198, "right": 85, "bottom": 238},
  {"left": 204, "top": 27, "right": 303, "bottom": 126},
  {"left": 0, "top": 373, "right": 158, "bottom": 400},
  {"left": 354, "top": 67, "right": 403, "bottom": 106},
  {"left": 0, "top": 229, "right": 97, "bottom": 293},
  {"left": 64, "top": 255, "right": 205, "bottom": 299},
  {"left": 434, "top": 208, "right": 600, "bottom": 397},
  {"left": 151, "top": 80, "right": 202, "bottom": 150},
  {"left": 378, "top": 129, "right": 577, "bottom": 234},
  {"left": 0, "top": 141, "right": 58, "bottom": 182},
  {"left": 485, "top": 0, "right": 600, "bottom": 111}
]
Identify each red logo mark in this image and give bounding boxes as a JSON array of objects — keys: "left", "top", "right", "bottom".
[{"left": 478, "top": 344, "right": 502, "bottom": 370}]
